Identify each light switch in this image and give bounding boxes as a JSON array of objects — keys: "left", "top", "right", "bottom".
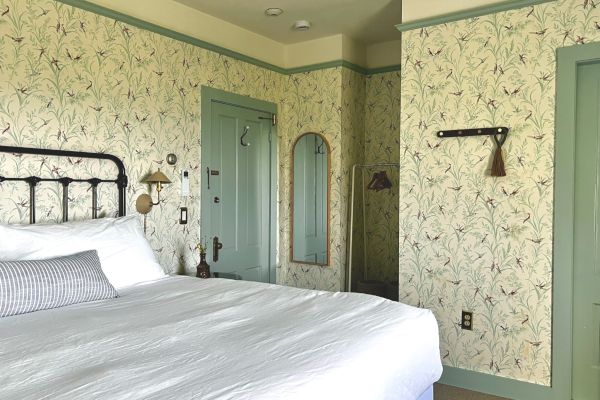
[{"left": 179, "top": 207, "right": 187, "bottom": 224}]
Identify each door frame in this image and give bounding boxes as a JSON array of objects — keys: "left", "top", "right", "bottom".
[
  {"left": 200, "top": 86, "right": 278, "bottom": 283},
  {"left": 555, "top": 41, "right": 600, "bottom": 400}
]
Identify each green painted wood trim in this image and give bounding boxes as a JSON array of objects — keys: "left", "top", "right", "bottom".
[
  {"left": 285, "top": 60, "right": 346, "bottom": 75},
  {"left": 201, "top": 86, "right": 277, "bottom": 114},
  {"left": 200, "top": 86, "right": 278, "bottom": 283},
  {"left": 55, "top": 0, "right": 288, "bottom": 74},
  {"left": 55, "top": 0, "right": 394, "bottom": 76},
  {"left": 440, "top": 366, "right": 555, "bottom": 400},
  {"left": 554, "top": 41, "right": 600, "bottom": 400},
  {"left": 342, "top": 61, "right": 368, "bottom": 75},
  {"left": 395, "top": 0, "right": 556, "bottom": 32},
  {"left": 286, "top": 60, "right": 367, "bottom": 75},
  {"left": 367, "top": 65, "right": 401, "bottom": 75}
]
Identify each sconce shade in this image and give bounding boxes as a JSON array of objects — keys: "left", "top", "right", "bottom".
[{"left": 143, "top": 170, "right": 171, "bottom": 184}]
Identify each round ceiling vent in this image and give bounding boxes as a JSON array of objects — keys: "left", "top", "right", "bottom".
[
  {"left": 265, "top": 8, "right": 283, "bottom": 17},
  {"left": 293, "top": 20, "right": 312, "bottom": 31}
]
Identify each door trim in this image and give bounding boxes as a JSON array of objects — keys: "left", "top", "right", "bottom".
[
  {"left": 555, "top": 41, "right": 600, "bottom": 400},
  {"left": 200, "top": 86, "right": 278, "bottom": 283}
]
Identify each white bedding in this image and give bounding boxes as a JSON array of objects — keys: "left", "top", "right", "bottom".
[{"left": 0, "top": 276, "right": 442, "bottom": 400}]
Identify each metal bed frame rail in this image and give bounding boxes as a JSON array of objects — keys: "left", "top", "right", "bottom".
[{"left": 0, "top": 145, "right": 127, "bottom": 223}]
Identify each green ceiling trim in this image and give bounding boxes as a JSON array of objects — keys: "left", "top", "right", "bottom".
[
  {"left": 55, "top": 0, "right": 399, "bottom": 76},
  {"left": 366, "top": 65, "right": 401, "bottom": 75},
  {"left": 286, "top": 60, "right": 350, "bottom": 75},
  {"left": 341, "top": 60, "right": 369, "bottom": 75},
  {"left": 395, "top": 0, "right": 556, "bottom": 32},
  {"left": 286, "top": 60, "right": 368, "bottom": 75}
]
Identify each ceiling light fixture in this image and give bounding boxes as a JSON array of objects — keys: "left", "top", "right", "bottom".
[
  {"left": 293, "top": 20, "right": 311, "bottom": 31},
  {"left": 265, "top": 8, "right": 283, "bottom": 17}
]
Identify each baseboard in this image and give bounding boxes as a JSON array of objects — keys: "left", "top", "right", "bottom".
[{"left": 439, "top": 366, "right": 562, "bottom": 400}]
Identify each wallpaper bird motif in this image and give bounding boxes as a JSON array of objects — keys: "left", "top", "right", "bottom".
[
  {"left": 362, "top": 71, "right": 401, "bottom": 287},
  {"left": 277, "top": 68, "right": 345, "bottom": 291},
  {"left": 0, "top": 0, "right": 351, "bottom": 291},
  {"left": 2, "top": 0, "right": 599, "bottom": 387},
  {"left": 400, "top": 0, "right": 600, "bottom": 385}
]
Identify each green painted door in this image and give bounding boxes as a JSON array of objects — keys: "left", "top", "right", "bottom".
[
  {"left": 573, "top": 61, "right": 600, "bottom": 400},
  {"left": 202, "top": 102, "right": 271, "bottom": 282}
]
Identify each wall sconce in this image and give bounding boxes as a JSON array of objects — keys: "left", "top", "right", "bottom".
[{"left": 136, "top": 170, "right": 172, "bottom": 215}]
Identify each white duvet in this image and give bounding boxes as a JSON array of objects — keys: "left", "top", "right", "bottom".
[{"left": 0, "top": 276, "right": 442, "bottom": 400}]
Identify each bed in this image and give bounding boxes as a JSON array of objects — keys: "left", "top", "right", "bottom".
[{"left": 0, "top": 146, "right": 442, "bottom": 400}]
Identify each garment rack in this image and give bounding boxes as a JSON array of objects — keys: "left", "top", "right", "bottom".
[{"left": 347, "top": 163, "right": 399, "bottom": 293}]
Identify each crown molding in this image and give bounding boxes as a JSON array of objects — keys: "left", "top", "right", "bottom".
[
  {"left": 396, "top": 0, "right": 556, "bottom": 32},
  {"left": 56, "top": 0, "right": 399, "bottom": 76}
]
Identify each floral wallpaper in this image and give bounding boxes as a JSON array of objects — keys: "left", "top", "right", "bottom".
[
  {"left": 360, "top": 71, "right": 401, "bottom": 288},
  {"left": 400, "top": 0, "right": 600, "bottom": 385},
  {"left": 4, "top": 0, "right": 599, "bottom": 387},
  {"left": 276, "top": 68, "right": 366, "bottom": 291},
  {"left": 341, "top": 68, "right": 366, "bottom": 291},
  {"left": 0, "top": 0, "right": 356, "bottom": 292},
  {"left": 277, "top": 68, "right": 344, "bottom": 291}
]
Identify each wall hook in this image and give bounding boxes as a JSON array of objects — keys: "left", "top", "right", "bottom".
[
  {"left": 316, "top": 140, "right": 325, "bottom": 154},
  {"left": 240, "top": 126, "right": 251, "bottom": 147}
]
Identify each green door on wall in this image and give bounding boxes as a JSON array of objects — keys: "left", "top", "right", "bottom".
[
  {"left": 572, "top": 61, "right": 600, "bottom": 400},
  {"left": 202, "top": 101, "right": 272, "bottom": 283}
]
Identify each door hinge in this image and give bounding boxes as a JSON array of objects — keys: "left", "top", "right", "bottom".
[{"left": 259, "top": 114, "right": 277, "bottom": 126}]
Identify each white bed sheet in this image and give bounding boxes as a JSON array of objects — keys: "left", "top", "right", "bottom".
[{"left": 0, "top": 276, "right": 442, "bottom": 400}]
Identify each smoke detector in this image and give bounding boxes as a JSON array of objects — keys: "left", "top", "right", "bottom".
[
  {"left": 293, "top": 20, "right": 312, "bottom": 31},
  {"left": 265, "top": 8, "right": 283, "bottom": 17}
]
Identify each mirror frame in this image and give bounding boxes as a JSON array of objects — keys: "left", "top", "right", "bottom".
[{"left": 290, "top": 132, "right": 331, "bottom": 266}]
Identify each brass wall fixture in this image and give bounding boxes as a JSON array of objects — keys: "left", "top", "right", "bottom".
[{"left": 136, "top": 170, "right": 171, "bottom": 215}]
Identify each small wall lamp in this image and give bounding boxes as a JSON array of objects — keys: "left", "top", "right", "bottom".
[{"left": 136, "top": 170, "right": 171, "bottom": 215}]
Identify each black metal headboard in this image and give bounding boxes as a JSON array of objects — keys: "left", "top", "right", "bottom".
[{"left": 0, "top": 145, "right": 128, "bottom": 223}]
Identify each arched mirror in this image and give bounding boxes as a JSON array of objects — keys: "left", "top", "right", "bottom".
[{"left": 291, "top": 132, "right": 330, "bottom": 265}]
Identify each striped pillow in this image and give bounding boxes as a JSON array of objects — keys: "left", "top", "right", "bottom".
[{"left": 0, "top": 250, "right": 118, "bottom": 318}]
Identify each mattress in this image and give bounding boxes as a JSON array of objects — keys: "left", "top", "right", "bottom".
[{"left": 0, "top": 276, "right": 442, "bottom": 400}]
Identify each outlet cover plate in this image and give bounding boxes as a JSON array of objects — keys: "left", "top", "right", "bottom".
[{"left": 461, "top": 311, "right": 473, "bottom": 330}]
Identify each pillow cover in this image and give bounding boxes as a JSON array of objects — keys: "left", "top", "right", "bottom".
[
  {"left": 0, "top": 250, "right": 118, "bottom": 318},
  {"left": 0, "top": 216, "right": 166, "bottom": 289}
]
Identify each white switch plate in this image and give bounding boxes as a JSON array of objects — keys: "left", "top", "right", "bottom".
[{"left": 180, "top": 207, "right": 188, "bottom": 224}]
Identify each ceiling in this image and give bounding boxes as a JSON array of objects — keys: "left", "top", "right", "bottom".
[{"left": 173, "top": 0, "right": 508, "bottom": 45}]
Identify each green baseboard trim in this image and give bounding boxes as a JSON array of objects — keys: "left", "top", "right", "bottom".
[
  {"left": 395, "top": 0, "right": 556, "bottom": 32},
  {"left": 440, "top": 366, "right": 563, "bottom": 400},
  {"left": 55, "top": 0, "right": 397, "bottom": 76}
]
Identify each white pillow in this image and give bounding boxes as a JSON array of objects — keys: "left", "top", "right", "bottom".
[{"left": 0, "top": 216, "right": 166, "bottom": 289}]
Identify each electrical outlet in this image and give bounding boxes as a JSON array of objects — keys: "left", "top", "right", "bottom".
[{"left": 461, "top": 311, "right": 473, "bottom": 330}]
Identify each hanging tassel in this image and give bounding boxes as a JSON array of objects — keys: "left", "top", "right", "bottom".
[
  {"left": 490, "top": 133, "right": 507, "bottom": 177},
  {"left": 491, "top": 146, "right": 506, "bottom": 177}
]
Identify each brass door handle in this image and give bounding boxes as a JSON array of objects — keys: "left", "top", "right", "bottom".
[{"left": 213, "top": 236, "right": 223, "bottom": 262}]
